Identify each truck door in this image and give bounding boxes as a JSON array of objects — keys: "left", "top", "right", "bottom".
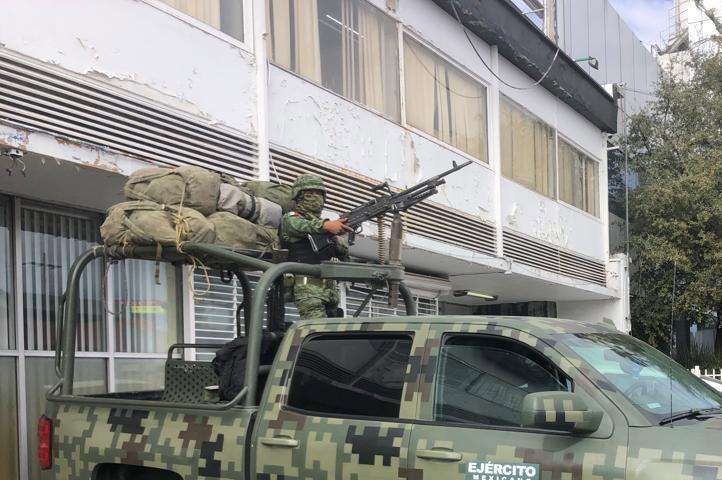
[
  {"left": 253, "top": 321, "right": 426, "bottom": 480},
  {"left": 407, "top": 324, "right": 628, "bottom": 480}
]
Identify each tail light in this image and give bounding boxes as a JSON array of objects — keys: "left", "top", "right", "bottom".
[{"left": 38, "top": 415, "right": 52, "bottom": 470}]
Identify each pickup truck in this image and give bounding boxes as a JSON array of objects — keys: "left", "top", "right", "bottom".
[{"left": 45, "top": 244, "right": 722, "bottom": 480}]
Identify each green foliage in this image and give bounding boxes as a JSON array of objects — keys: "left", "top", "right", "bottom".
[
  {"left": 624, "top": 52, "right": 722, "bottom": 356},
  {"left": 677, "top": 342, "right": 722, "bottom": 369}
]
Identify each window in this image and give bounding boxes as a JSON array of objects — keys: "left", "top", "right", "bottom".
[
  {"left": 111, "top": 259, "right": 180, "bottom": 353},
  {"left": 267, "top": 0, "right": 400, "bottom": 121},
  {"left": 404, "top": 35, "right": 488, "bottom": 161},
  {"left": 434, "top": 335, "right": 571, "bottom": 427},
  {"left": 158, "top": 0, "right": 244, "bottom": 41},
  {"left": 0, "top": 357, "right": 18, "bottom": 480},
  {"left": 20, "top": 205, "right": 105, "bottom": 351},
  {"left": 0, "top": 197, "right": 14, "bottom": 350},
  {"left": 500, "top": 96, "right": 556, "bottom": 197},
  {"left": 288, "top": 334, "right": 412, "bottom": 418},
  {"left": 558, "top": 139, "right": 600, "bottom": 216}
]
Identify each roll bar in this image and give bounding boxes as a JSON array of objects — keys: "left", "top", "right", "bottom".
[{"left": 48, "top": 243, "right": 416, "bottom": 408}]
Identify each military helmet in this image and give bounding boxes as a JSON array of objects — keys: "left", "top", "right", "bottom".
[{"left": 292, "top": 173, "right": 326, "bottom": 199}]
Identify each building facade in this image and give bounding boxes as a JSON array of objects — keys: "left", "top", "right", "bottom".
[{"left": 0, "top": 0, "right": 654, "bottom": 478}]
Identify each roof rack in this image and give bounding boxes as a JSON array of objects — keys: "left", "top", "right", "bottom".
[{"left": 48, "top": 243, "right": 417, "bottom": 409}]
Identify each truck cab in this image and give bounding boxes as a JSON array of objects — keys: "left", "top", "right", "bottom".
[{"left": 45, "top": 244, "right": 722, "bottom": 479}]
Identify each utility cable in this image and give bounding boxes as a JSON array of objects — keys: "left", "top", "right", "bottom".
[{"left": 450, "top": 2, "right": 561, "bottom": 91}]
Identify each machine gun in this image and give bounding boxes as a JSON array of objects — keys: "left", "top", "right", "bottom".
[{"left": 308, "top": 159, "right": 472, "bottom": 307}]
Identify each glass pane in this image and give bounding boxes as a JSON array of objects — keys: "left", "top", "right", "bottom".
[
  {"left": 268, "top": 0, "right": 400, "bottom": 121},
  {"left": 500, "top": 96, "right": 556, "bottom": 197},
  {"left": 112, "top": 260, "right": 180, "bottom": 353},
  {"left": 21, "top": 206, "right": 105, "bottom": 351},
  {"left": 0, "top": 357, "right": 18, "bottom": 480},
  {"left": 115, "top": 358, "right": 165, "bottom": 392},
  {"left": 159, "top": 0, "right": 243, "bottom": 41},
  {"left": 288, "top": 334, "right": 412, "bottom": 418},
  {"left": 26, "top": 357, "right": 106, "bottom": 480},
  {"left": 404, "top": 35, "right": 488, "bottom": 161},
  {"left": 434, "top": 335, "right": 571, "bottom": 427},
  {"left": 585, "top": 158, "right": 600, "bottom": 216},
  {"left": 0, "top": 198, "right": 14, "bottom": 350}
]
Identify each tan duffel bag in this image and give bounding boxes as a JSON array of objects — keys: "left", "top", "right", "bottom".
[
  {"left": 208, "top": 212, "right": 279, "bottom": 251},
  {"left": 124, "top": 166, "right": 221, "bottom": 216},
  {"left": 100, "top": 201, "right": 216, "bottom": 246}
]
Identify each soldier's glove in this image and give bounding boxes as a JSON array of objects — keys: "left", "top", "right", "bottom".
[{"left": 323, "top": 218, "right": 353, "bottom": 235}]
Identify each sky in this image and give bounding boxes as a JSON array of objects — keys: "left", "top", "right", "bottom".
[{"left": 608, "top": 0, "right": 674, "bottom": 48}]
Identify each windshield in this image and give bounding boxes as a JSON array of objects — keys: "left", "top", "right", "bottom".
[{"left": 557, "top": 332, "right": 722, "bottom": 423}]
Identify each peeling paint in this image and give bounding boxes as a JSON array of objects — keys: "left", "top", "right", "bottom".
[
  {"left": 506, "top": 202, "right": 520, "bottom": 227},
  {"left": 532, "top": 201, "right": 570, "bottom": 247}
]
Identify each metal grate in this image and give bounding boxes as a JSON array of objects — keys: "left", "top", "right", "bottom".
[
  {"left": 346, "top": 284, "right": 439, "bottom": 317},
  {"left": 503, "top": 229, "right": 607, "bottom": 286},
  {"left": 0, "top": 53, "right": 258, "bottom": 179},
  {"left": 270, "top": 147, "right": 497, "bottom": 255}
]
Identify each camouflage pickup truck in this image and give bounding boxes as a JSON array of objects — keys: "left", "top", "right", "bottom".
[{"left": 44, "top": 244, "right": 722, "bottom": 480}]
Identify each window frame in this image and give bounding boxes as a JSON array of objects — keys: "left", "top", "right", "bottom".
[
  {"left": 283, "top": 331, "right": 415, "bottom": 421},
  {"left": 400, "top": 29, "right": 492, "bottom": 166},
  {"left": 430, "top": 332, "right": 575, "bottom": 433},
  {"left": 142, "top": 0, "right": 254, "bottom": 53},
  {"left": 499, "top": 93, "right": 558, "bottom": 199},
  {"left": 266, "top": 0, "right": 403, "bottom": 124},
  {"left": 557, "top": 135, "right": 603, "bottom": 219}
]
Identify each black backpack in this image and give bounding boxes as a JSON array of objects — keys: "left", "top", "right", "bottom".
[{"left": 212, "top": 332, "right": 281, "bottom": 401}]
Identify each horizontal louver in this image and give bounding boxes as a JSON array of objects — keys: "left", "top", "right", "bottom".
[
  {"left": 346, "top": 284, "right": 439, "bottom": 317},
  {"left": 270, "top": 148, "right": 496, "bottom": 255},
  {"left": 0, "top": 53, "right": 257, "bottom": 179},
  {"left": 503, "top": 229, "right": 607, "bottom": 286}
]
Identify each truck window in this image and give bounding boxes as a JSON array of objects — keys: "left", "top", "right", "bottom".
[
  {"left": 287, "top": 334, "right": 412, "bottom": 418},
  {"left": 434, "top": 335, "right": 572, "bottom": 427}
]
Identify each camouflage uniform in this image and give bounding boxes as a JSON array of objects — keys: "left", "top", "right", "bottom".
[{"left": 280, "top": 174, "right": 346, "bottom": 319}]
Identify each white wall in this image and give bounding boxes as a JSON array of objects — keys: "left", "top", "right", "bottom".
[{"left": 2, "top": 0, "right": 257, "bottom": 134}]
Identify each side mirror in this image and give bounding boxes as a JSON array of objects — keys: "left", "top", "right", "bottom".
[{"left": 520, "top": 391, "right": 603, "bottom": 434}]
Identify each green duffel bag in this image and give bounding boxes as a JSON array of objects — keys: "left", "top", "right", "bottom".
[
  {"left": 208, "top": 212, "right": 279, "bottom": 251},
  {"left": 124, "top": 165, "right": 221, "bottom": 216},
  {"left": 240, "top": 180, "right": 295, "bottom": 212},
  {"left": 100, "top": 201, "right": 216, "bottom": 247}
]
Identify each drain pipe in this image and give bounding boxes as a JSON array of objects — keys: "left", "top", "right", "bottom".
[{"left": 253, "top": 0, "right": 270, "bottom": 181}]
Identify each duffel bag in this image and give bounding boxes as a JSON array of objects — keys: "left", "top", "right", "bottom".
[
  {"left": 240, "top": 180, "right": 294, "bottom": 212},
  {"left": 124, "top": 165, "right": 221, "bottom": 216},
  {"left": 208, "top": 212, "right": 279, "bottom": 251},
  {"left": 100, "top": 201, "right": 216, "bottom": 246}
]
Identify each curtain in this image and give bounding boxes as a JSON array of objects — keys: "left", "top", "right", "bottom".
[
  {"left": 161, "top": 0, "right": 221, "bottom": 29},
  {"left": 267, "top": 0, "right": 321, "bottom": 82},
  {"left": 404, "top": 37, "right": 437, "bottom": 135},
  {"left": 585, "top": 159, "right": 600, "bottom": 216},
  {"left": 500, "top": 96, "right": 555, "bottom": 197},
  {"left": 512, "top": 107, "right": 534, "bottom": 188},
  {"left": 359, "top": 2, "right": 384, "bottom": 112},
  {"left": 447, "top": 67, "right": 485, "bottom": 160},
  {"left": 500, "top": 100, "right": 513, "bottom": 178},
  {"left": 404, "top": 35, "right": 487, "bottom": 161}
]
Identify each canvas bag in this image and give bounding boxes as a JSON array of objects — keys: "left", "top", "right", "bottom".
[
  {"left": 240, "top": 180, "right": 295, "bottom": 212},
  {"left": 100, "top": 201, "right": 216, "bottom": 246},
  {"left": 208, "top": 212, "right": 280, "bottom": 251},
  {"left": 124, "top": 165, "right": 221, "bottom": 216}
]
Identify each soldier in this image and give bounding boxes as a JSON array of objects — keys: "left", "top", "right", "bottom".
[{"left": 281, "top": 174, "right": 353, "bottom": 319}]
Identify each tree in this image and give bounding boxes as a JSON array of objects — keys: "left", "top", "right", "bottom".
[{"left": 625, "top": 50, "right": 722, "bottom": 358}]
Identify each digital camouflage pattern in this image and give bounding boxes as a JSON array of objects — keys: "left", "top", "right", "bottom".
[
  {"left": 292, "top": 282, "right": 339, "bottom": 319},
  {"left": 50, "top": 316, "right": 722, "bottom": 479},
  {"left": 52, "top": 404, "right": 254, "bottom": 479},
  {"left": 519, "top": 391, "right": 603, "bottom": 433}
]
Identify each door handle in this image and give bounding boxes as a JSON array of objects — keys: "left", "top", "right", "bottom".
[
  {"left": 260, "top": 437, "right": 299, "bottom": 448},
  {"left": 416, "top": 449, "right": 462, "bottom": 462}
]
